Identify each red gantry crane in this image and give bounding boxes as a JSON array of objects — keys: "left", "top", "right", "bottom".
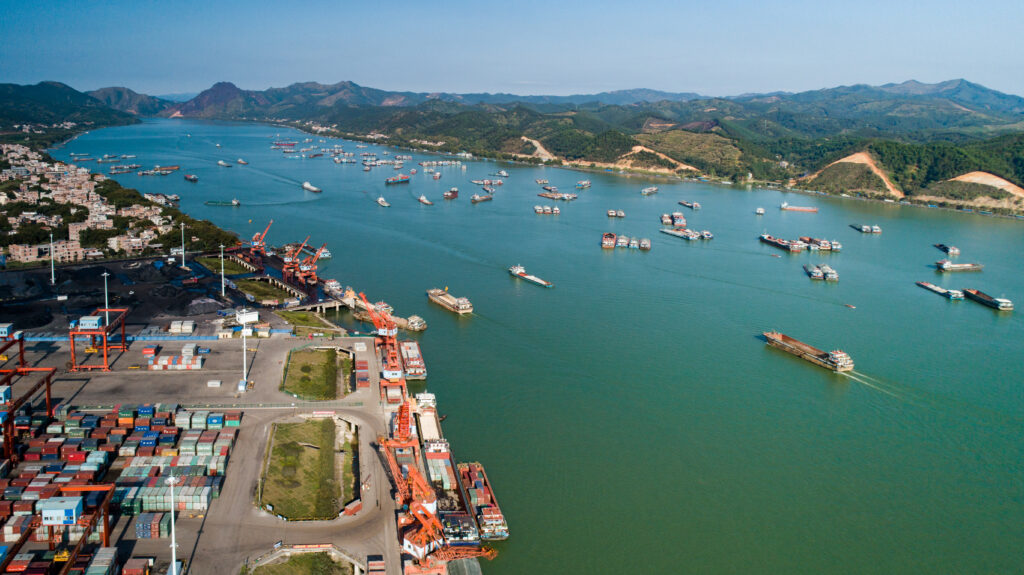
[
  {"left": 297, "top": 243, "right": 328, "bottom": 285},
  {"left": 358, "top": 292, "right": 406, "bottom": 403},
  {"left": 281, "top": 235, "right": 309, "bottom": 284},
  {"left": 377, "top": 400, "right": 497, "bottom": 569},
  {"left": 68, "top": 308, "right": 129, "bottom": 372}
]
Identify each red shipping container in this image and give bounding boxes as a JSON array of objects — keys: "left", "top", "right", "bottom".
[
  {"left": 10, "top": 478, "right": 30, "bottom": 487},
  {"left": 66, "top": 451, "right": 86, "bottom": 462}
]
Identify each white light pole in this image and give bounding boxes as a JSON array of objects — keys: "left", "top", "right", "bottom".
[
  {"left": 101, "top": 271, "right": 110, "bottom": 325},
  {"left": 49, "top": 233, "right": 55, "bottom": 285},
  {"left": 219, "top": 244, "right": 225, "bottom": 297},
  {"left": 167, "top": 476, "right": 179, "bottom": 575},
  {"left": 179, "top": 222, "right": 186, "bottom": 268},
  {"left": 241, "top": 308, "right": 249, "bottom": 385}
]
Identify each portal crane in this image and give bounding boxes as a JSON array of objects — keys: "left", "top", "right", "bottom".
[
  {"left": 250, "top": 219, "right": 273, "bottom": 257},
  {"left": 358, "top": 292, "right": 406, "bottom": 402},
  {"left": 297, "top": 243, "right": 328, "bottom": 285},
  {"left": 282, "top": 236, "right": 309, "bottom": 283}
]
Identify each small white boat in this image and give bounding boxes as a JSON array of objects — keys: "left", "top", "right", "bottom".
[
  {"left": 217, "top": 160, "right": 231, "bottom": 167},
  {"left": 377, "top": 196, "right": 390, "bottom": 207},
  {"left": 755, "top": 207, "right": 765, "bottom": 215},
  {"left": 418, "top": 195, "right": 433, "bottom": 205},
  {"left": 302, "top": 181, "right": 321, "bottom": 193},
  {"left": 237, "top": 158, "right": 248, "bottom": 165}
]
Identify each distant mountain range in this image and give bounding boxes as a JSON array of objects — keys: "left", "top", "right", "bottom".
[{"left": 4, "top": 78, "right": 1024, "bottom": 214}]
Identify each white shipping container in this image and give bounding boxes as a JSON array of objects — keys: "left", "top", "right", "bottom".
[{"left": 207, "top": 380, "right": 222, "bottom": 388}]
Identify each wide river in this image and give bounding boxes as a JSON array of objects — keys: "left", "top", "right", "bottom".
[{"left": 56, "top": 119, "right": 1024, "bottom": 574}]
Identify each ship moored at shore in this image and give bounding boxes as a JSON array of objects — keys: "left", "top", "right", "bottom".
[
  {"left": 457, "top": 462, "right": 509, "bottom": 541},
  {"left": 763, "top": 331, "right": 854, "bottom": 372}
]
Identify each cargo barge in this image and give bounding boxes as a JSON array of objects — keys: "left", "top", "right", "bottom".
[
  {"left": 799, "top": 237, "right": 841, "bottom": 251},
  {"left": 916, "top": 281, "right": 964, "bottom": 300},
  {"left": 457, "top": 462, "right": 509, "bottom": 541},
  {"left": 508, "top": 265, "right": 553, "bottom": 288},
  {"left": 780, "top": 202, "right": 817, "bottom": 213},
  {"left": 679, "top": 200, "right": 701, "bottom": 210},
  {"left": 804, "top": 264, "right": 824, "bottom": 280},
  {"left": 385, "top": 174, "right": 410, "bottom": 185},
  {"left": 936, "top": 260, "right": 983, "bottom": 272},
  {"left": 763, "top": 331, "right": 854, "bottom": 372},
  {"left": 427, "top": 288, "right": 473, "bottom": 314},
  {"left": 399, "top": 341, "right": 427, "bottom": 379},
  {"left": 760, "top": 233, "right": 805, "bottom": 252},
  {"left": 963, "top": 289, "right": 1013, "bottom": 311}
]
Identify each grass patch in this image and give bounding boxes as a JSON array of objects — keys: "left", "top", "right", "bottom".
[
  {"left": 262, "top": 419, "right": 339, "bottom": 520},
  {"left": 341, "top": 428, "right": 358, "bottom": 505},
  {"left": 252, "top": 552, "right": 352, "bottom": 575},
  {"left": 636, "top": 130, "right": 743, "bottom": 171},
  {"left": 197, "top": 256, "right": 250, "bottom": 276},
  {"left": 277, "top": 310, "right": 329, "bottom": 329},
  {"left": 807, "top": 162, "right": 887, "bottom": 194},
  {"left": 921, "top": 180, "right": 1012, "bottom": 201},
  {"left": 236, "top": 278, "right": 293, "bottom": 302},
  {"left": 282, "top": 348, "right": 345, "bottom": 400}
]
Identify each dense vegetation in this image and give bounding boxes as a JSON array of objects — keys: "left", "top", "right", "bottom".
[
  {"left": 0, "top": 82, "right": 136, "bottom": 129},
  {"left": 806, "top": 162, "right": 887, "bottom": 194}
]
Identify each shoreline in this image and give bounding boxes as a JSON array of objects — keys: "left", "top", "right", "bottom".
[{"left": 63, "top": 116, "right": 1024, "bottom": 223}]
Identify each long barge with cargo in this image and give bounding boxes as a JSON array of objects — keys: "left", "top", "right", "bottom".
[
  {"left": 916, "top": 281, "right": 964, "bottom": 300},
  {"left": 936, "top": 259, "right": 983, "bottom": 272},
  {"left": 427, "top": 288, "right": 473, "bottom": 315},
  {"left": 456, "top": 462, "right": 509, "bottom": 541},
  {"left": 963, "top": 289, "right": 1014, "bottom": 311},
  {"left": 763, "top": 331, "right": 854, "bottom": 372}
]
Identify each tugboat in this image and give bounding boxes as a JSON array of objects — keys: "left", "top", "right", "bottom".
[
  {"left": 508, "top": 264, "right": 553, "bottom": 288},
  {"left": 444, "top": 188, "right": 458, "bottom": 199}
]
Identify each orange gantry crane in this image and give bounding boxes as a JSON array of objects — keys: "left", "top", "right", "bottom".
[
  {"left": 377, "top": 400, "right": 497, "bottom": 567},
  {"left": 250, "top": 219, "right": 273, "bottom": 258},
  {"left": 297, "top": 243, "right": 328, "bottom": 285},
  {"left": 358, "top": 292, "right": 406, "bottom": 403},
  {"left": 281, "top": 235, "right": 309, "bottom": 284},
  {"left": 68, "top": 308, "right": 129, "bottom": 372}
]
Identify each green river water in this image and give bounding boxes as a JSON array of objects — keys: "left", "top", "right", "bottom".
[{"left": 55, "top": 120, "right": 1024, "bottom": 574}]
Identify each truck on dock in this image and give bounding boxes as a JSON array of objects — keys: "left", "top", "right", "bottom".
[{"left": 763, "top": 331, "right": 854, "bottom": 372}]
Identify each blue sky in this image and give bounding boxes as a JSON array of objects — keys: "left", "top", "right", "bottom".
[{"left": 2, "top": 0, "right": 1023, "bottom": 97}]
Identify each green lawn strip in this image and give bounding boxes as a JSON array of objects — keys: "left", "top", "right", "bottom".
[
  {"left": 282, "top": 349, "right": 338, "bottom": 400},
  {"left": 236, "top": 278, "right": 293, "bottom": 301},
  {"left": 341, "top": 427, "right": 358, "bottom": 504},
  {"left": 277, "top": 310, "right": 331, "bottom": 329},
  {"left": 262, "top": 419, "right": 340, "bottom": 520},
  {"left": 196, "top": 256, "right": 251, "bottom": 275},
  {"left": 252, "top": 552, "right": 352, "bottom": 575}
]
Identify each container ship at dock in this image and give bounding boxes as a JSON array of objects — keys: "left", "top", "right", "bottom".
[
  {"left": 508, "top": 265, "right": 553, "bottom": 288},
  {"left": 763, "top": 331, "right": 854, "bottom": 372},
  {"left": 964, "top": 289, "right": 1013, "bottom": 311}
]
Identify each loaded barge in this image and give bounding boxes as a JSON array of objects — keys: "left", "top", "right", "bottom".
[
  {"left": 763, "top": 331, "right": 854, "bottom": 372},
  {"left": 427, "top": 288, "right": 473, "bottom": 314},
  {"left": 964, "top": 289, "right": 1014, "bottom": 311},
  {"left": 508, "top": 265, "right": 553, "bottom": 288},
  {"left": 457, "top": 462, "right": 509, "bottom": 541},
  {"left": 936, "top": 260, "right": 983, "bottom": 272},
  {"left": 916, "top": 281, "right": 964, "bottom": 300}
]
